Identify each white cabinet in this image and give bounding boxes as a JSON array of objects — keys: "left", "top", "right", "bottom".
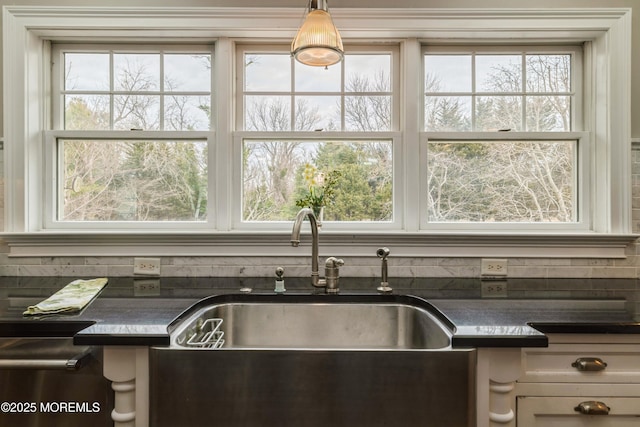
[{"left": 515, "top": 335, "right": 640, "bottom": 427}]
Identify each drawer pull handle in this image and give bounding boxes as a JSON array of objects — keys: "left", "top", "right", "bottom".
[
  {"left": 574, "top": 401, "right": 610, "bottom": 415},
  {"left": 571, "top": 357, "right": 607, "bottom": 372}
]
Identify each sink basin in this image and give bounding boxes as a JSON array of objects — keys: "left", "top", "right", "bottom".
[
  {"left": 169, "top": 293, "right": 453, "bottom": 350},
  {"left": 152, "top": 293, "right": 474, "bottom": 427}
]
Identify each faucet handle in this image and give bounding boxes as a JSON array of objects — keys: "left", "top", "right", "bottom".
[
  {"left": 324, "top": 257, "right": 344, "bottom": 293},
  {"left": 326, "top": 257, "right": 344, "bottom": 268}
]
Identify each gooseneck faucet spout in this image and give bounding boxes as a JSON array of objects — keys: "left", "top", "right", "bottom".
[
  {"left": 291, "top": 208, "right": 322, "bottom": 288},
  {"left": 291, "top": 208, "right": 343, "bottom": 292}
]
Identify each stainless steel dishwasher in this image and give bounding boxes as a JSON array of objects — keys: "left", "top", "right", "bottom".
[{"left": 0, "top": 336, "right": 113, "bottom": 427}]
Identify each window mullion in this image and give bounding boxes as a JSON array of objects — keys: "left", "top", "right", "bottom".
[
  {"left": 403, "top": 38, "right": 422, "bottom": 232},
  {"left": 471, "top": 52, "right": 476, "bottom": 131},
  {"left": 214, "top": 37, "right": 233, "bottom": 231},
  {"left": 290, "top": 56, "right": 296, "bottom": 130},
  {"left": 522, "top": 53, "right": 527, "bottom": 131},
  {"left": 340, "top": 57, "right": 346, "bottom": 131},
  {"left": 159, "top": 50, "right": 165, "bottom": 130},
  {"left": 109, "top": 50, "right": 114, "bottom": 129}
]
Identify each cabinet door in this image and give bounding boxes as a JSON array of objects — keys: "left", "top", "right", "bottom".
[{"left": 517, "top": 396, "right": 640, "bottom": 427}]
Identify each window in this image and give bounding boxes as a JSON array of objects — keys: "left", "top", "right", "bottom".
[
  {"left": 49, "top": 45, "right": 213, "bottom": 226},
  {"left": 426, "top": 140, "right": 575, "bottom": 223},
  {"left": 422, "top": 47, "right": 584, "bottom": 229},
  {"left": 424, "top": 49, "right": 576, "bottom": 132},
  {"left": 236, "top": 45, "right": 398, "bottom": 226},
  {"left": 1, "top": 7, "right": 633, "bottom": 257},
  {"left": 59, "top": 48, "right": 212, "bottom": 131},
  {"left": 240, "top": 47, "right": 394, "bottom": 132}
]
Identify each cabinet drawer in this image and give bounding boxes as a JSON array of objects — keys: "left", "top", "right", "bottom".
[
  {"left": 520, "top": 344, "right": 640, "bottom": 383},
  {"left": 517, "top": 396, "right": 640, "bottom": 426}
]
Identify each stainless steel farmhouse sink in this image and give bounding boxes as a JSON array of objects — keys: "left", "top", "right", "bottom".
[
  {"left": 150, "top": 293, "right": 476, "bottom": 427},
  {"left": 170, "top": 293, "right": 452, "bottom": 350}
]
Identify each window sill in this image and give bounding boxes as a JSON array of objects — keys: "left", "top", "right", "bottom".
[{"left": 0, "top": 231, "right": 636, "bottom": 258}]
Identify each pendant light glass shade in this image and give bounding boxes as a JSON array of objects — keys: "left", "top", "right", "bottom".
[{"left": 291, "top": 0, "right": 344, "bottom": 67}]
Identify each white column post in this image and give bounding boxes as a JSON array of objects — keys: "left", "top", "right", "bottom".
[
  {"left": 477, "top": 348, "right": 522, "bottom": 427},
  {"left": 103, "top": 347, "right": 149, "bottom": 427}
]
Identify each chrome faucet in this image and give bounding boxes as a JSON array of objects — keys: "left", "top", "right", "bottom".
[{"left": 291, "top": 208, "right": 344, "bottom": 293}]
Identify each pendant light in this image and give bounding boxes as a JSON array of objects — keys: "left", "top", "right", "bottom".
[{"left": 291, "top": 0, "right": 344, "bottom": 67}]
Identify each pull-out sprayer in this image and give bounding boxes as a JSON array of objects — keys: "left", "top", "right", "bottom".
[{"left": 376, "top": 247, "right": 392, "bottom": 293}]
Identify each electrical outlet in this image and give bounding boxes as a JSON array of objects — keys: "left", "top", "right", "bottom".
[
  {"left": 481, "top": 280, "right": 508, "bottom": 298},
  {"left": 133, "top": 257, "right": 161, "bottom": 276},
  {"left": 481, "top": 258, "right": 508, "bottom": 276},
  {"left": 133, "top": 279, "right": 161, "bottom": 296}
]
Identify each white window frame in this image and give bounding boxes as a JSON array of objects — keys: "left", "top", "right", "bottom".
[
  {"left": 1, "top": 6, "right": 634, "bottom": 257},
  {"left": 45, "top": 43, "right": 216, "bottom": 230},
  {"left": 422, "top": 45, "right": 582, "bottom": 133},
  {"left": 234, "top": 43, "right": 401, "bottom": 231},
  {"left": 420, "top": 45, "right": 588, "bottom": 231},
  {"left": 51, "top": 43, "right": 215, "bottom": 132},
  {"left": 420, "top": 132, "right": 590, "bottom": 232},
  {"left": 43, "top": 131, "right": 215, "bottom": 231},
  {"left": 232, "top": 133, "right": 403, "bottom": 232},
  {"left": 236, "top": 43, "right": 400, "bottom": 132}
]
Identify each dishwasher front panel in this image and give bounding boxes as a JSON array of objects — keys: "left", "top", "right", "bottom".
[{"left": 0, "top": 338, "right": 113, "bottom": 427}]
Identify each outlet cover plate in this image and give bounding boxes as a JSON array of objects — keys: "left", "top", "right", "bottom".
[
  {"left": 481, "top": 258, "right": 508, "bottom": 276},
  {"left": 133, "top": 257, "right": 161, "bottom": 276}
]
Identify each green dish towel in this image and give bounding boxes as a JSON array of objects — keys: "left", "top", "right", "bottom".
[{"left": 23, "top": 278, "right": 108, "bottom": 316}]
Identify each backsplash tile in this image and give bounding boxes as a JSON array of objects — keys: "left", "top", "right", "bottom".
[{"left": 0, "top": 251, "right": 636, "bottom": 281}]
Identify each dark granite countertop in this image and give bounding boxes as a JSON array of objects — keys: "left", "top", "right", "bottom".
[{"left": 0, "top": 277, "right": 638, "bottom": 348}]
